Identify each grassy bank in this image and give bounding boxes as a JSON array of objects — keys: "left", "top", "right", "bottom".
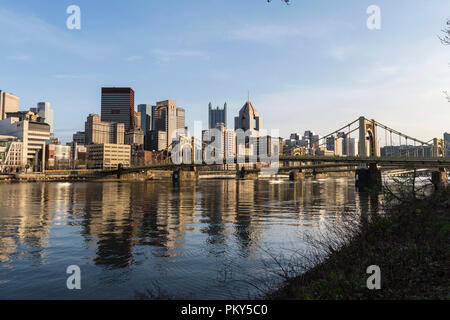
[{"left": 267, "top": 188, "right": 450, "bottom": 300}]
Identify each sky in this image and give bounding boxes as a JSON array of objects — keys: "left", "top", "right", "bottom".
[{"left": 1, "top": 0, "right": 450, "bottom": 143}]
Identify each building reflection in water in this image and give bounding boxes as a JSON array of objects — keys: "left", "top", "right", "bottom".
[
  {"left": 0, "top": 178, "right": 383, "bottom": 298},
  {"left": 0, "top": 183, "right": 56, "bottom": 266}
]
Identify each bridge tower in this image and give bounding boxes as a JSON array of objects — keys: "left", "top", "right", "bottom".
[
  {"left": 356, "top": 117, "right": 381, "bottom": 190},
  {"left": 432, "top": 138, "right": 445, "bottom": 158},
  {"left": 358, "top": 117, "right": 379, "bottom": 157},
  {"left": 431, "top": 138, "right": 447, "bottom": 189}
]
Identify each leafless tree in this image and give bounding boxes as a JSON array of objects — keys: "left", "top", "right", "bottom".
[
  {"left": 439, "top": 19, "right": 450, "bottom": 45},
  {"left": 440, "top": 19, "right": 450, "bottom": 103},
  {"left": 267, "top": 0, "right": 290, "bottom": 4},
  {"left": 444, "top": 91, "right": 450, "bottom": 103}
]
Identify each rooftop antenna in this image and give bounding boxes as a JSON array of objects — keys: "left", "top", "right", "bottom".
[{"left": 247, "top": 90, "right": 250, "bottom": 103}]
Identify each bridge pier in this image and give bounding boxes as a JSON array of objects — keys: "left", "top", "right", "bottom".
[
  {"left": 289, "top": 169, "right": 305, "bottom": 181},
  {"left": 117, "top": 164, "right": 123, "bottom": 179},
  {"left": 172, "top": 167, "right": 198, "bottom": 184},
  {"left": 355, "top": 163, "right": 381, "bottom": 190},
  {"left": 237, "top": 166, "right": 259, "bottom": 180},
  {"left": 431, "top": 168, "right": 448, "bottom": 190}
]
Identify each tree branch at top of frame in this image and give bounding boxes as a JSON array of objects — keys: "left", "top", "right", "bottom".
[
  {"left": 439, "top": 19, "right": 450, "bottom": 45},
  {"left": 267, "top": 0, "right": 291, "bottom": 4}
]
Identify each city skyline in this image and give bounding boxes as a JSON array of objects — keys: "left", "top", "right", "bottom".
[
  {"left": 1, "top": 1, "right": 449, "bottom": 143},
  {"left": 3, "top": 86, "right": 449, "bottom": 147}
]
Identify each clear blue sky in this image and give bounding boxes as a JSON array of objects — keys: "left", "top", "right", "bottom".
[{"left": 1, "top": 0, "right": 449, "bottom": 143}]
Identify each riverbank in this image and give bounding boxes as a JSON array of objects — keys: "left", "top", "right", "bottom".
[
  {"left": 268, "top": 188, "right": 450, "bottom": 300},
  {"left": 0, "top": 171, "right": 171, "bottom": 183},
  {"left": 0, "top": 171, "right": 352, "bottom": 183}
]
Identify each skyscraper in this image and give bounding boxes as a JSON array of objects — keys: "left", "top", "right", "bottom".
[
  {"left": 0, "top": 117, "right": 50, "bottom": 171},
  {"left": 73, "top": 131, "right": 86, "bottom": 145},
  {"left": 302, "top": 130, "right": 320, "bottom": 150},
  {"left": 34, "top": 102, "right": 54, "bottom": 134},
  {"left": 208, "top": 102, "right": 227, "bottom": 129},
  {"left": 444, "top": 132, "right": 450, "bottom": 156},
  {"left": 138, "top": 104, "right": 156, "bottom": 133},
  {"left": 234, "top": 100, "right": 262, "bottom": 134},
  {"left": 134, "top": 111, "right": 141, "bottom": 129},
  {"left": 152, "top": 100, "right": 186, "bottom": 149},
  {"left": 101, "top": 87, "right": 135, "bottom": 130},
  {"left": 326, "top": 136, "right": 335, "bottom": 152},
  {"left": 85, "top": 114, "right": 125, "bottom": 145},
  {"left": 0, "top": 90, "right": 19, "bottom": 120}
]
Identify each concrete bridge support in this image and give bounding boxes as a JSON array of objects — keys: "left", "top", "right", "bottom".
[
  {"left": 117, "top": 164, "right": 123, "bottom": 179},
  {"left": 431, "top": 168, "right": 448, "bottom": 190},
  {"left": 355, "top": 163, "right": 382, "bottom": 190},
  {"left": 358, "top": 117, "right": 379, "bottom": 157},
  {"left": 172, "top": 167, "right": 199, "bottom": 184},
  {"left": 289, "top": 169, "right": 305, "bottom": 181},
  {"left": 236, "top": 167, "right": 259, "bottom": 180}
]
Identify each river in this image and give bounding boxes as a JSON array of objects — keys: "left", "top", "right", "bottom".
[{"left": 0, "top": 178, "right": 382, "bottom": 299}]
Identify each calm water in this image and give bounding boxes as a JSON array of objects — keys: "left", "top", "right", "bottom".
[{"left": 0, "top": 178, "right": 381, "bottom": 299}]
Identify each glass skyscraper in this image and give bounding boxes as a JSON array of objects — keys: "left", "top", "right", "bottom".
[
  {"left": 208, "top": 102, "right": 227, "bottom": 129},
  {"left": 138, "top": 104, "right": 156, "bottom": 133},
  {"left": 101, "top": 87, "right": 135, "bottom": 131},
  {"left": 444, "top": 132, "right": 450, "bottom": 157}
]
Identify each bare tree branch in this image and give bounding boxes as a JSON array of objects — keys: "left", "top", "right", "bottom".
[
  {"left": 267, "top": 0, "right": 291, "bottom": 4},
  {"left": 440, "top": 20, "right": 450, "bottom": 104},
  {"left": 444, "top": 91, "right": 450, "bottom": 103},
  {"left": 439, "top": 19, "right": 450, "bottom": 45}
]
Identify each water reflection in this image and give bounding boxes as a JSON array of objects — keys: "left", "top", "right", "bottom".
[{"left": 0, "top": 178, "right": 382, "bottom": 299}]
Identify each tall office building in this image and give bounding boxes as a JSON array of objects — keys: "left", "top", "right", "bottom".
[
  {"left": 73, "top": 131, "right": 86, "bottom": 145},
  {"left": 177, "top": 107, "right": 186, "bottom": 132},
  {"left": 87, "top": 143, "right": 131, "bottom": 169},
  {"left": 208, "top": 102, "right": 227, "bottom": 129},
  {"left": 327, "top": 133, "right": 357, "bottom": 156},
  {"left": 101, "top": 87, "right": 135, "bottom": 130},
  {"left": 125, "top": 128, "right": 144, "bottom": 146},
  {"left": 138, "top": 104, "right": 156, "bottom": 133},
  {"left": 85, "top": 114, "right": 125, "bottom": 145},
  {"left": 348, "top": 138, "right": 357, "bottom": 156},
  {"left": 203, "top": 123, "right": 236, "bottom": 160},
  {"left": 145, "top": 130, "right": 168, "bottom": 152},
  {"left": 444, "top": 132, "right": 450, "bottom": 156},
  {"left": 0, "top": 90, "right": 19, "bottom": 120},
  {"left": 326, "top": 136, "right": 335, "bottom": 152},
  {"left": 32, "top": 102, "right": 54, "bottom": 134},
  {"left": 234, "top": 100, "right": 262, "bottom": 134},
  {"left": 134, "top": 111, "right": 141, "bottom": 129},
  {"left": 152, "top": 100, "right": 186, "bottom": 149},
  {"left": 303, "top": 130, "right": 320, "bottom": 150},
  {"left": 325, "top": 135, "right": 344, "bottom": 156},
  {"left": 0, "top": 117, "right": 51, "bottom": 171}
]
